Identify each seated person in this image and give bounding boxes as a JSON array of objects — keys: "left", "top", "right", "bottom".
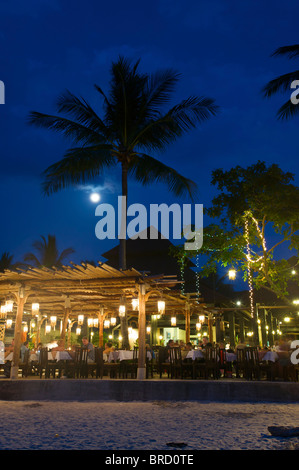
[
  {"left": 51, "top": 339, "right": 65, "bottom": 359},
  {"left": 103, "top": 342, "right": 115, "bottom": 355},
  {"left": 181, "top": 342, "right": 193, "bottom": 360},
  {"left": 20, "top": 341, "right": 30, "bottom": 362},
  {"left": 82, "top": 336, "right": 95, "bottom": 361}
]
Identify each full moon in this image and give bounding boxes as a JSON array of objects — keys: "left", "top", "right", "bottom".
[{"left": 90, "top": 193, "right": 101, "bottom": 203}]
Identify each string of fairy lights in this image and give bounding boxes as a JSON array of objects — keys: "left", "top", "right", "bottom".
[
  {"left": 244, "top": 211, "right": 268, "bottom": 319},
  {"left": 244, "top": 217, "right": 255, "bottom": 318}
]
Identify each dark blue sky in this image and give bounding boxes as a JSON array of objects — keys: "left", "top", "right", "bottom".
[{"left": 0, "top": 0, "right": 298, "bottom": 282}]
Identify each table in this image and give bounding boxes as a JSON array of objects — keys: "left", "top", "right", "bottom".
[
  {"left": 108, "top": 350, "right": 152, "bottom": 362},
  {"left": 52, "top": 351, "right": 73, "bottom": 361},
  {"left": 186, "top": 349, "right": 205, "bottom": 360},
  {"left": 225, "top": 352, "right": 237, "bottom": 362},
  {"left": 186, "top": 349, "right": 237, "bottom": 362},
  {"left": 259, "top": 350, "right": 279, "bottom": 362}
]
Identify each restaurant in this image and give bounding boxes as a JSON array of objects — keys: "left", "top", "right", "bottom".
[{"left": 0, "top": 261, "right": 298, "bottom": 384}]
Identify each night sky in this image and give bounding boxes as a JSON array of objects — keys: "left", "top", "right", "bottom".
[{"left": 1, "top": 0, "right": 298, "bottom": 288}]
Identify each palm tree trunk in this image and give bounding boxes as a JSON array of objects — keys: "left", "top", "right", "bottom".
[
  {"left": 120, "top": 160, "right": 129, "bottom": 349},
  {"left": 119, "top": 161, "right": 127, "bottom": 271}
]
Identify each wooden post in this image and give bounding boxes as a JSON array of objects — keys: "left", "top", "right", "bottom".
[
  {"left": 208, "top": 313, "right": 214, "bottom": 344},
  {"left": 11, "top": 287, "right": 28, "bottom": 379},
  {"left": 137, "top": 284, "right": 146, "bottom": 380},
  {"left": 238, "top": 313, "right": 245, "bottom": 343},
  {"left": 185, "top": 301, "right": 190, "bottom": 343},
  {"left": 228, "top": 311, "right": 235, "bottom": 348},
  {"left": 98, "top": 306, "right": 104, "bottom": 347},
  {"left": 60, "top": 298, "right": 71, "bottom": 346}
]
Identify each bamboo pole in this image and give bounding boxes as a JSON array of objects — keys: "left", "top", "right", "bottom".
[
  {"left": 137, "top": 284, "right": 146, "bottom": 380},
  {"left": 11, "top": 288, "right": 28, "bottom": 379}
]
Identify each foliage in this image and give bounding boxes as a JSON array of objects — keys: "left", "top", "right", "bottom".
[
  {"left": 28, "top": 55, "right": 218, "bottom": 202},
  {"left": 262, "top": 44, "right": 299, "bottom": 119},
  {"left": 171, "top": 161, "right": 299, "bottom": 302},
  {"left": 24, "top": 234, "right": 75, "bottom": 268}
]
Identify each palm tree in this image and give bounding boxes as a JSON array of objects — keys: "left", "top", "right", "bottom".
[
  {"left": 24, "top": 235, "right": 75, "bottom": 268},
  {"left": 262, "top": 44, "right": 299, "bottom": 119},
  {"left": 28, "top": 55, "right": 218, "bottom": 271},
  {"left": 0, "top": 252, "right": 16, "bottom": 272}
]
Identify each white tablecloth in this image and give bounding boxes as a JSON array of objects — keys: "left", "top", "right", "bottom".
[
  {"left": 186, "top": 349, "right": 205, "bottom": 360},
  {"left": 259, "top": 351, "right": 279, "bottom": 362},
  {"left": 54, "top": 351, "right": 73, "bottom": 361},
  {"left": 225, "top": 352, "right": 237, "bottom": 362},
  {"left": 108, "top": 350, "right": 152, "bottom": 362},
  {"left": 186, "top": 350, "right": 237, "bottom": 362}
]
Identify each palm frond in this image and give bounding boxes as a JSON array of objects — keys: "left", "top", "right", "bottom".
[
  {"left": 56, "top": 90, "right": 110, "bottom": 138},
  {"left": 272, "top": 45, "right": 299, "bottom": 59},
  {"left": 42, "top": 144, "right": 116, "bottom": 195},
  {"left": 145, "top": 69, "right": 181, "bottom": 114},
  {"left": 130, "top": 95, "right": 218, "bottom": 151},
  {"left": 277, "top": 98, "right": 299, "bottom": 120},
  {"left": 28, "top": 111, "right": 106, "bottom": 146},
  {"left": 129, "top": 153, "right": 197, "bottom": 201},
  {"left": 262, "top": 71, "right": 299, "bottom": 97},
  {"left": 167, "top": 96, "right": 219, "bottom": 131}
]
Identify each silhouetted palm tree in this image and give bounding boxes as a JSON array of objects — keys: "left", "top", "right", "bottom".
[
  {"left": 28, "top": 55, "right": 218, "bottom": 270},
  {"left": 262, "top": 44, "right": 299, "bottom": 119},
  {"left": 0, "top": 252, "right": 15, "bottom": 272},
  {"left": 24, "top": 235, "right": 75, "bottom": 268}
]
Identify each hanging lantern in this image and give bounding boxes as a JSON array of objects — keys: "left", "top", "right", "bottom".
[
  {"left": 198, "top": 315, "right": 205, "bottom": 323},
  {"left": 196, "top": 322, "right": 202, "bottom": 331},
  {"left": 104, "top": 319, "right": 110, "bottom": 329},
  {"left": 76, "top": 327, "right": 81, "bottom": 335},
  {"left": 78, "top": 314, "right": 84, "bottom": 325},
  {"left": 132, "top": 298, "right": 139, "bottom": 311},
  {"left": 23, "top": 324, "right": 28, "bottom": 333},
  {"left": 110, "top": 317, "right": 116, "bottom": 326},
  {"left": 146, "top": 325, "right": 151, "bottom": 334},
  {"left": 171, "top": 316, "right": 177, "bottom": 326},
  {"left": 50, "top": 316, "right": 57, "bottom": 327},
  {"left": 0, "top": 304, "right": 7, "bottom": 317},
  {"left": 6, "top": 319, "right": 12, "bottom": 328},
  {"left": 228, "top": 269, "right": 236, "bottom": 280},
  {"left": 32, "top": 303, "right": 39, "bottom": 313},
  {"left": 157, "top": 299, "right": 165, "bottom": 315},
  {"left": 87, "top": 318, "right": 94, "bottom": 328},
  {"left": 93, "top": 318, "right": 99, "bottom": 328},
  {"left": 5, "top": 300, "right": 13, "bottom": 312},
  {"left": 45, "top": 324, "right": 51, "bottom": 334}
]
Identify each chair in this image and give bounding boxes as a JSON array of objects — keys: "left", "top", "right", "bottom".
[
  {"left": 193, "top": 355, "right": 206, "bottom": 379},
  {"left": 258, "top": 351, "right": 276, "bottom": 381},
  {"left": 19, "top": 350, "right": 30, "bottom": 377},
  {"left": 235, "top": 348, "right": 248, "bottom": 378},
  {"left": 79, "top": 347, "right": 96, "bottom": 378},
  {"left": 245, "top": 347, "right": 261, "bottom": 380},
  {"left": 157, "top": 347, "right": 171, "bottom": 378},
  {"left": 169, "top": 347, "right": 181, "bottom": 378},
  {"left": 205, "top": 346, "right": 220, "bottom": 379},
  {"left": 219, "top": 348, "right": 232, "bottom": 378},
  {"left": 39, "top": 348, "right": 60, "bottom": 378},
  {"left": 120, "top": 347, "right": 138, "bottom": 378},
  {"left": 169, "top": 348, "right": 193, "bottom": 379},
  {"left": 95, "top": 347, "right": 119, "bottom": 378}
]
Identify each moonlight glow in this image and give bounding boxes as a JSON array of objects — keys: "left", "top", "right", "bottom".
[{"left": 90, "top": 193, "right": 100, "bottom": 203}]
